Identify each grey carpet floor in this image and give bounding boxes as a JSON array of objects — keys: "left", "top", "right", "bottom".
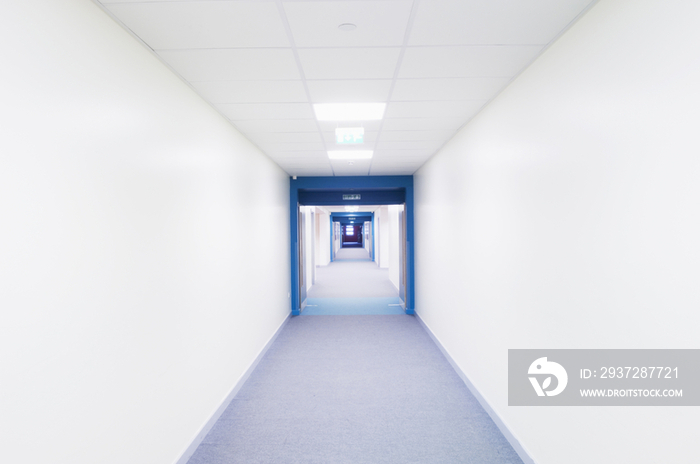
[
  {"left": 308, "top": 252, "right": 397, "bottom": 299},
  {"left": 187, "top": 316, "right": 523, "bottom": 464},
  {"left": 334, "top": 247, "right": 372, "bottom": 261}
]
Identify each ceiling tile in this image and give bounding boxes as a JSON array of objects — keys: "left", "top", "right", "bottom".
[
  {"left": 385, "top": 101, "right": 485, "bottom": 119},
  {"left": 280, "top": 165, "right": 331, "bottom": 173},
  {"left": 379, "top": 130, "right": 454, "bottom": 142},
  {"left": 371, "top": 161, "right": 425, "bottom": 170},
  {"left": 399, "top": 46, "right": 543, "bottom": 78},
  {"left": 232, "top": 119, "right": 319, "bottom": 133},
  {"left": 372, "top": 160, "right": 424, "bottom": 167},
  {"left": 102, "top": 0, "right": 224, "bottom": 2},
  {"left": 96, "top": 0, "right": 594, "bottom": 178},
  {"left": 371, "top": 161, "right": 427, "bottom": 171},
  {"left": 381, "top": 118, "right": 465, "bottom": 132},
  {"left": 297, "top": 48, "right": 401, "bottom": 79},
  {"left": 157, "top": 49, "right": 300, "bottom": 81},
  {"left": 372, "top": 161, "right": 427, "bottom": 170},
  {"left": 318, "top": 120, "right": 382, "bottom": 132},
  {"left": 191, "top": 80, "right": 308, "bottom": 104},
  {"left": 369, "top": 166, "right": 418, "bottom": 176},
  {"left": 283, "top": 1, "right": 412, "bottom": 47},
  {"left": 266, "top": 150, "right": 328, "bottom": 160},
  {"left": 392, "top": 78, "right": 508, "bottom": 101},
  {"left": 247, "top": 132, "right": 323, "bottom": 145},
  {"left": 271, "top": 155, "right": 329, "bottom": 164},
  {"left": 218, "top": 103, "right": 314, "bottom": 120},
  {"left": 277, "top": 160, "right": 331, "bottom": 169},
  {"left": 281, "top": 166, "right": 335, "bottom": 176},
  {"left": 409, "top": 0, "right": 594, "bottom": 46},
  {"left": 330, "top": 158, "right": 372, "bottom": 176},
  {"left": 373, "top": 149, "right": 432, "bottom": 159},
  {"left": 105, "top": 1, "right": 289, "bottom": 49},
  {"left": 255, "top": 141, "right": 326, "bottom": 152},
  {"left": 307, "top": 80, "right": 392, "bottom": 103},
  {"left": 375, "top": 140, "right": 444, "bottom": 151}
]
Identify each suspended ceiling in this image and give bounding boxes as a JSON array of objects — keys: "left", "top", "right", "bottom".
[{"left": 95, "top": 0, "right": 596, "bottom": 177}]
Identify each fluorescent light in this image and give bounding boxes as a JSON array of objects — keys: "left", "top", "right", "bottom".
[
  {"left": 314, "top": 103, "right": 385, "bottom": 121},
  {"left": 328, "top": 150, "right": 373, "bottom": 160},
  {"left": 345, "top": 206, "right": 359, "bottom": 212}
]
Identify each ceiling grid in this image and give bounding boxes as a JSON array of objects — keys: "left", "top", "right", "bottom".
[{"left": 95, "top": 0, "right": 597, "bottom": 177}]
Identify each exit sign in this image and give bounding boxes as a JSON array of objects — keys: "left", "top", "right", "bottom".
[
  {"left": 335, "top": 127, "right": 364, "bottom": 144},
  {"left": 342, "top": 194, "right": 361, "bottom": 200}
]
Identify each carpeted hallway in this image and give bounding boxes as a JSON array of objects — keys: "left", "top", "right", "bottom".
[
  {"left": 187, "top": 316, "right": 523, "bottom": 464},
  {"left": 303, "top": 246, "right": 403, "bottom": 315},
  {"left": 333, "top": 247, "right": 373, "bottom": 261},
  {"left": 185, "top": 248, "right": 523, "bottom": 463}
]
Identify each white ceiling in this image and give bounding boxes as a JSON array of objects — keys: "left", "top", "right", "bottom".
[{"left": 96, "top": 0, "right": 595, "bottom": 177}]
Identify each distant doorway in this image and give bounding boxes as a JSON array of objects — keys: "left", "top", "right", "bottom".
[
  {"left": 342, "top": 224, "right": 363, "bottom": 247},
  {"left": 290, "top": 176, "right": 414, "bottom": 316}
]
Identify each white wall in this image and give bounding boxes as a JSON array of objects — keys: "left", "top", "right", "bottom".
[
  {"left": 304, "top": 206, "right": 314, "bottom": 290},
  {"left": 388, "top": 205, "right": 401, "bottom": 291},
  {"left": 0, "top": 1, "right": 290, "bottom": 464},
  {"left": 363, "top": 221, "right": 371, "bottom": 254},
  {"left": 373, "top": 215, "right": 379, "bottom": 263},
  {"left": 414, "top": 0, "right": 700, "bottom": 463},
  {"left": 333, "top": 221, "right": 341, "bottom": 256},
  {"left": 314, "top": 208, "right": 330, "bottom": 267},
  {"left": 377, "top": 205, "right": 401, "bottom": 291},
  {"left": 377, "top": 206, "right": 390, "bottom": 268}
]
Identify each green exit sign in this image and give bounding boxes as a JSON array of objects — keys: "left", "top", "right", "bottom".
[{"left": 335, "top": 127, "right": 364, "bottom": 145}]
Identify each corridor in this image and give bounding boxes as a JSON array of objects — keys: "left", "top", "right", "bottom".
[
  {"left": 186, "top": 253, "right": 522, "bottom": 463},
  {"left": 303, "top": 247, "right": 401, "bottom": 315},
  {"left": 4, "top": 1, "right": 698, "bottom": 463}
]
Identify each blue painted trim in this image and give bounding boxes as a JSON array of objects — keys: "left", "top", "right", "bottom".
[
  {"left": 405, "top": 178, "right": 415, "bottom": 313},
  {"left": 290, "top": 187, "right": 300, "bottom": 316},
  {"left": 293, "top": 175, "right": 412, "bottom": 190},
  {"left": 330, "top": 219, "right": 334, "bottom": 263},
  {"left": 330, "top": 212, "right": 373, "bottom": 227},
  {"left": 372, "top": 212, "right": 376, "bottom": 262},
  {"left": 290, "top": 176, "right": 414, "bottom": 314},
  {"left": 331, "top": 212, "right": 373, "bottom": 219}
]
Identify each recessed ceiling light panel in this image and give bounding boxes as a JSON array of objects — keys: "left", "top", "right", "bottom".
[
  {"left": 314, "top": 103, "right": 386, "bottom": 121},
  {"left": 328, "top": 150, "right": 373, "bottom": 160}
]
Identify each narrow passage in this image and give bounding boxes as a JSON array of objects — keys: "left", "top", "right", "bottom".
[{"left": 186, "top": 243, "right": 522, "bottom": 463}]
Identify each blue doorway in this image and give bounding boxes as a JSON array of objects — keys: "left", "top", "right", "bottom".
[{"left": 290, "top": 176, "right": 414, "bottom": 316}]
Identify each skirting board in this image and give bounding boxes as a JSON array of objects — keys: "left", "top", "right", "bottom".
[
  {"left": 173, "top": 312, "right": 292, "bottom": 464},
  {"left": 415, "top": 313, "right": 536, "bottom": 464}
]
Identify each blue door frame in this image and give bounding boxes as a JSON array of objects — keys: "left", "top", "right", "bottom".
[{"left": 290, "top": 176, "right": 414, "bottom": 316}]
